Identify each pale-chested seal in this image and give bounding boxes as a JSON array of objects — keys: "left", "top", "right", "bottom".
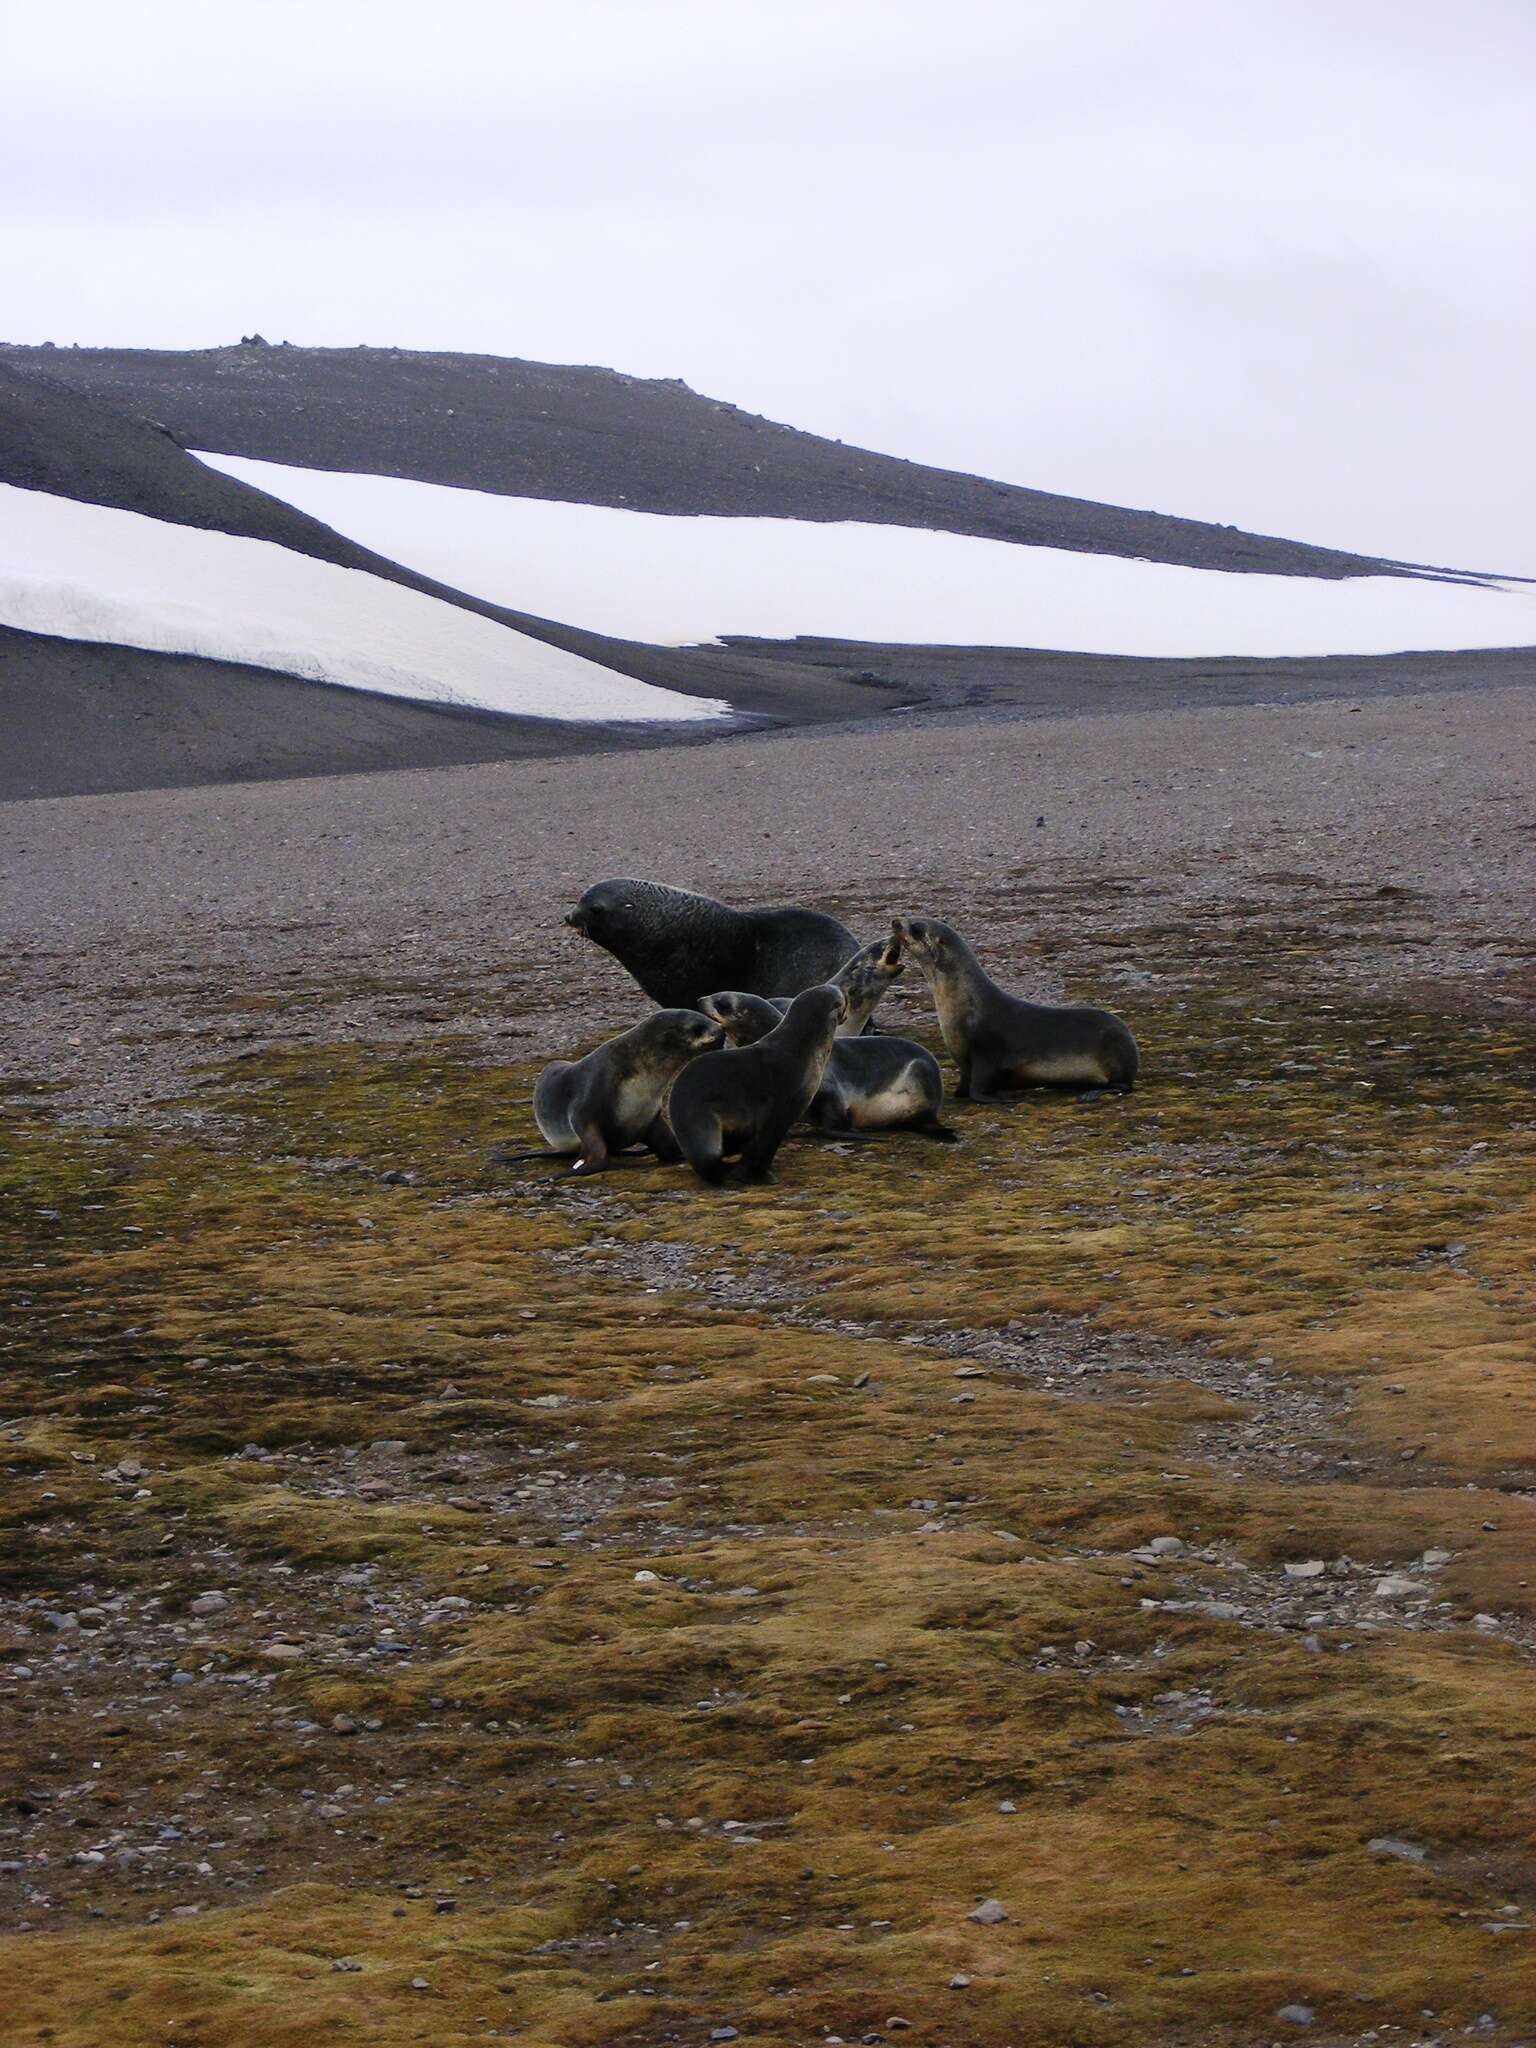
[
  {"left": 702, "top": 989, "right": 957, "bottom": 1142},
  {"left": 565, "top": 879, "right": 858, "bottom": 1012},
  {"left": 667, "top": 983, "right": 848, "bottom": 1184},
  {"left": 525, "top": 1008, "right": 724, "bottom": 1175},
  {"left": 765, "top": 931, "right": 905, "bottom": 1036},
  {"left": 894, "top": 915, "right": 1139, "bottom": 1099}
]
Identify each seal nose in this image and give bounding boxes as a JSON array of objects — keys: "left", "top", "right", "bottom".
[{"left": 564, "top": 910, "right": 587, "bottom": 932}]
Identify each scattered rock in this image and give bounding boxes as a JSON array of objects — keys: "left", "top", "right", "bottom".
[
  {"left": 1283, "top": 1560, "right": 1326, "bottom": 1580},
  {"left": 967, "top": 1898, "right": 1008, "bottom": 1925},
  {"left": 1367, "top": 1837, "right": 1426, "bottom": 1862},
  {"left": 1277, "top": 2004, "right": 1315, "bottom": 2026},
  {"left": 1373, "top": 1575, "right": 1423, "bottom": 1599},
  {"left": 190, "top": 1592, "right": 228, "bottom": 1617}
]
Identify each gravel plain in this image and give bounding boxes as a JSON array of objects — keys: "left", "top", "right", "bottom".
[{"left": 3, "top": 681, "right": 1533, "bottom": 1125}]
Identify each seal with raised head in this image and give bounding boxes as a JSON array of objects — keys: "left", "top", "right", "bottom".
[
  {"left": 703, "top": 989, "right": 957, "bottom": 1142},
  {"left": 894, "top": 915, "right": 1139, "bottom": 1099},
  {"left": 668, "top": 983, "right": 848, "bottom": 1185},
  {"left": 526, "top": 1008, "right": 725, "bottom": 1175},
  {"left": 765, "top": 931, "right": 905, "bottom": 1036},
  {"left": 566, "top": 879, "right": 858, "bottom": 1012}
]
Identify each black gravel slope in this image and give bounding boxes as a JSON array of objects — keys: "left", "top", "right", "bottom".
[
  {"left": 717, "top": 637, "right": 1536, "bottom": 718},
  {"left": 0, "top": 340, "right": 1487, "bottom": 582},
  {"left": 0, "top": 360, "right": 906, "bottom": 743},
  {"left": 0, "top": 628, "right": 758, "bottom": 802}
]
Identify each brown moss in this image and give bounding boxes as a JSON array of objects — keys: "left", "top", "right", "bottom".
[{"left": 2, "top": 955, "right": 1535, "bottom": 2045}]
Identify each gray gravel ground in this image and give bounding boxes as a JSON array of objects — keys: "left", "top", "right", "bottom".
[{"left": 2, "top": 683, "right": 1533, "bottom": 1124}]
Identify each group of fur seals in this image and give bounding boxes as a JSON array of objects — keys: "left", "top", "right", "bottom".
[
  {"left": 701, "top": 989, "right": 955, "bottom": 1143},
  {"left": 519, "top": 880, "right": 1139, "bottom": 1187}
]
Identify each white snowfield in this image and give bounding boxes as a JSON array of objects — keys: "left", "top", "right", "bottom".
[
  {"left": 201, "top": 453, "right": 1535, "bottom": 658},
  {"left": 0, "top": 484, "right": 728, "bottom": 724}
]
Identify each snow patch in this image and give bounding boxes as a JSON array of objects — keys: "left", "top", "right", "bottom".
[
  {"left": 0, "top": 484, "right": 728, "bottom": 724},
  {"left": 197, "top": 454, "right": 1536, "bottom": 657}
]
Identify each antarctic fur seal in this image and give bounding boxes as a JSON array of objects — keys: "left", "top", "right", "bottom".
[
  {"left": 894, "top": 915, "right": 1139, "bottom": 1099},
  {"left": 566, "top": 879, "right": 859, "bottom": 1012},
  {"left": 667, "top": 983, "right": 848, "bottom": 1184},
  {"left": 765, "top": 931, "right": 905, "bottom": 1036},
  {"left": 703, "top": 989, "right": 957, "bottom": 1141},
  {"left": 528, "top": 1008, "right": 725, "bottom": 1175}
]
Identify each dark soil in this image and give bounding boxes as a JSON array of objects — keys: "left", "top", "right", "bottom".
[{"left": 2, "top": 340, "right": 1498, "bottom": 581}]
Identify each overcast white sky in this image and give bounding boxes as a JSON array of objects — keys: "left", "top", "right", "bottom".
[{"left": 5, "top": 1, "right": 1533, "bottom": 570}]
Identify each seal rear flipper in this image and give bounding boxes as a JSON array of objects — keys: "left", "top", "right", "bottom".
[
  {"left": 642, "top": 1112, "right": 683, "bottom": 1163},
  {"left": 910, "top": 1117, "right": 960, "bottom": 1142},
  {"left": 567, "top": 1117, "right": 612, "bottom": 1177}
]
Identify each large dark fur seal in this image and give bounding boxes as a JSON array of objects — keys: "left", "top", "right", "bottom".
[
  {"left": 566, "top": 879, "right": 858, "bottom": 1011},
  {"left": 667, "top": 983, "right": 848, "bottom": 1185},
  {"left": 895, "top": 915, "right": 1139, "bottom": 1099},
  {"left": 702, "top": 989, "right": 957, "bottom": 1142},
  {"left": 528, "top": 1008, "right": 724, "bottom": 1175}
]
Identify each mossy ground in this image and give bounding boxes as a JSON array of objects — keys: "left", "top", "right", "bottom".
[{"left": 1, "top": 897, "right": 1533, "bottom": 2047}]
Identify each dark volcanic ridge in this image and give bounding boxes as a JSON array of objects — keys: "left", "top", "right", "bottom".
[
  {"left": 1, "top": 339, "right": 1502, "bottom": 584},
  {"left": 0, "top": 359, "right": 905, "bottom": 741}
]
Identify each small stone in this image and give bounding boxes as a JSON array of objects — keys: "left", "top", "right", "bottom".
[
  {"left": 524, "top": 1394, "right": 566, "bottom": 1409},
  {"left": 371, "top": 1439, "right": 408, "bottom": 1454},
  {"left": 997, "top": 1799, "right": 1017, "bottom": 1813},
  {"left": 949, "top": 1973, "right": 971, "bottom": 1989},
  {"left": 633, "top": 1570, "right": 660, "bottom": 1585},
  {"left": 434, "top": 1896, "right": 456, "bottom": 1914},
  {"left": 709, "top": 2029, "right": 740, "bottom": 2042},
  {"left": 261, "top": 1642, "right": 304, "bottom": 1662},
  {"left": 967, "top": 1898, "right": 1007, "bottom": 1925},
  {"left": 12, "top": 1666, "right": 33, "bottom": 1680},
  {"left": 410, "top": 1976, "right": 431, "bottom": 1991},
  {"left": 332, "top": 1957, "right": 361, "bottom": 1972},
  {"left": 1367, "top": 1837, "right": 1425, "bottom": 1861},
  {"left": 1277, "top": 2005, "right": 1315, "bottom": 2027},
  {"left": 1373, "top": 1575, "right": 1423, "bottom": 1599},
  {"left": 190, "top": 1593, "right": 228, "bottom": 1617},
  {"left": 1473, "top": 1612, "right": 1500, "bottom": 1630},
  {"left": 1146, "top": 1536, "right": 1186, "bottom": 1556},
  {"left": 330, "top": 1714, "right": 358, "bottom": 1735},
  {"left": 1420, "top": 1548, "right": 1453, "bottom": 1567},
  {"left": 1284, "top": 1560, "right": 1326, "bottom": 1579}
]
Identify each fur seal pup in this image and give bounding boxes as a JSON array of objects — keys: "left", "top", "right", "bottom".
[
  {"left": 565, "top": 879, "right": 858, "bottom": 1011},
  {"left": 894, "top": 916, "right": 1139, "bottom": 1099},
  {"left": 765, "top": 932, "right": 905, "bottom": 1036},
  {"left": 527, "top": 1009, "right": 724, "bottom": 1175},
  {"left": 668, "top": 983, "right": 848, "bottom": 1185},
  {"left": 703, "top": 989, "right": 957, "bottom": 1142}
]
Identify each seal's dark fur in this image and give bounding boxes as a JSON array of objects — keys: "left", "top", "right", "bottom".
[{"left": 566, "top": 879, "right": 858, "bottom": 1011}]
